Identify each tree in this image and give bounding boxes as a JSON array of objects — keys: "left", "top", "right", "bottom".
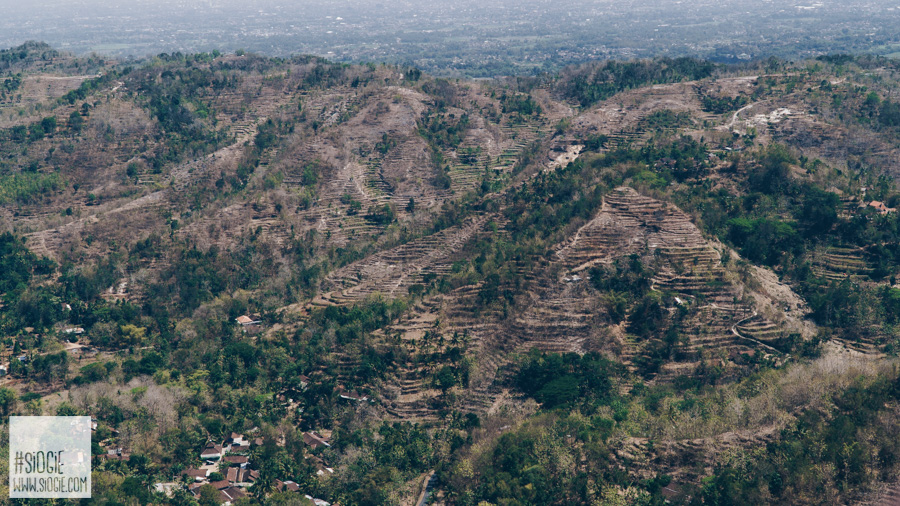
[
  {"left": 405, "top": 67, "right": 422, "bottom": 82},
  {"left": 880, "top": 99, "right": 900, "bottom": 127},
  {"left": 25, "top": 398, "right": 42, "bottom": 416},
  {"left": 727, "top": 217, "right": 799, "bottom": 266},
  {"left": 800, "top": 186, "right": 840, "bottom": 236},
  {"left": 198, "top": 484, "right": 220, "bottom": 506},
  {"left": 15, "top": 288, "right": 63, "bottom": 331},
  {"left": 749, "top": 144, "right": 795, "bottom": 194},
  {"left": 0, "top": 231, "right": 37, "bottom": 295},
  {"left": 56, "top": 402, "right": 78, "bottom": 416},
  {"left": 433, "top": 366, "right": 457, "bottom": 392},
  {"left": 40, "top": 116, "right": 57, "bottom": 135},
  {"left": 68, "top": 110, "right": 84, "bottom": 133},
  {"left": 365, "top": 204, "right": 395, "bottom": 225},
  {"left": 120, "top": 476, "right": 152, "bottom": 503},
  {"left": 535, "top": 375, "right": 579, "bottom": 407},
  {"left": 126, "top": 162, "right": 139, "bottom": 179},
  {"left": 119, "top": 324, "right": 147, "bottom": 346},
  {"left": 0, "top": 387, "right": 17, "bottom": 416}
]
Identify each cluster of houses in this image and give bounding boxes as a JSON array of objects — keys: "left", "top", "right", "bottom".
[
  {"left": 178, "top": 431, "right": 332, "bottom": 505},
  {"left": 89, "top": 417, "right": 128, "bottom": 462},
  {"left": 46, "top": 311, "right": 359, "bottom": 505},
  {"left": 847, "top": 187, "right": 898, "bottom": 216},
  {"left": 299, "top": 430, "right": 336, "bottom": 479},
  {"left": 181, "top": 433, "right": 261, "bottom": 504}
]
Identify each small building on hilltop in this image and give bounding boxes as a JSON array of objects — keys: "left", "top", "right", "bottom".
[{"left": 235, "top": 314, "right": 262, "bottom": 326}]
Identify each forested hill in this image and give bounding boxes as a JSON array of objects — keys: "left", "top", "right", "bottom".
[{"left": 4, "top": 43, "right": 900, "bottom": 504}]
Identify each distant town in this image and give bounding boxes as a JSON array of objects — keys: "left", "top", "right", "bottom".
[{"left": 3, "top": 0, "right": 900, "bottom": 76}]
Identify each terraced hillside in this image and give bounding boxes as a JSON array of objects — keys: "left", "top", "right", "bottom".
[
  {"left": 318, "top": 214, "right": 495, "bottom": 306},
  {"left": 344, "top": 187, "right": 804, "bottom": 423},
  {"left": 811, "top": 245, "right": 874, "bottom": 281},
  {"left": 9, "top": 48, "right": 900, "bottom": 505},
  {"left": 548, "top": 188, "right": 789, "bottom": 376}
]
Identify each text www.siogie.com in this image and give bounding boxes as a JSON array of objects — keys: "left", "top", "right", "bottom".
[{"left": 10, "top": 477, "right": 88, "bottom": 493}]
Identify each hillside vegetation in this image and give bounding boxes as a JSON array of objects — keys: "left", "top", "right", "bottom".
[{"left": 3, "top": 43, "right": 900, "bottom": 504}]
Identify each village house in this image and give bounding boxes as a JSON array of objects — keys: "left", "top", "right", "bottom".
[
  {"left": 275, "top": 480, "right": 301, "bottom": 493},
  {"left": 223, "top": 455, "right": 249, "bottom": 467},
  {"left": 153, "top": 482, "right": 178, "bottom": 497},
  {"left": 337, "top": 387, "right": 369, "bottom": 402},
  {"left": 219, "top": 486, "right": 248, "bottom": 503},
  {"left": 302, "top": 431, "right": 331, "bottom": 450},
  {"left": 225, "top": 432, "right": 251, "bottom": 453},
  {"left": 64, "top": 342, "right": 96, "bottom": 358},
  {"left": 187, "top": 478, "right": 247, "bottom": 504},
  {"left": 304, "top": 496, "right": 331, "bottom": 506},
  {"left": 181, "top": 467, "right": 210, "bottom": 482},
  {"left": 868, "top": 201, "right": 897, "bottom": 215},
  {"left": 235, "top": 314, "right": 262, "bottom": 326},
  {"left": 309, "top": 456, "right": 335, "bottom": 476},
  {"left": 200, "top": 442, "right": 224, "bottom": 460},
  {"left": 226, "top": 432, "right": 247, "bottom": 446},
  {"left": 236, "top": 314, "right": 264, "bottom": 335},
  {"left": 208, "top": 479, "right": 230, "bottom": 490},
  {"left": 225, "top": 466, "right": 258, "bottom": 483},
  {"left": 231, "top": 442, "right": 251, "bottom": 453},
  {"left": 98, "top": 447, "right": 129, "bottom": 461}
]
